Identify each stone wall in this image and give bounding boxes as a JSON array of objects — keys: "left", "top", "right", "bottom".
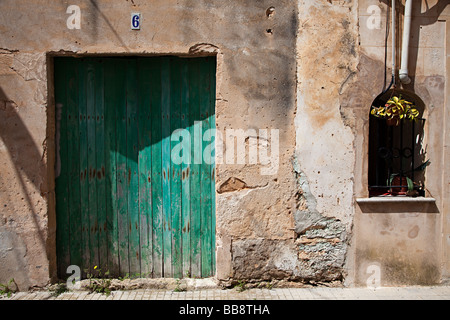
[{"left": 0, "top": 0, "right": 300, "bottom": 289}]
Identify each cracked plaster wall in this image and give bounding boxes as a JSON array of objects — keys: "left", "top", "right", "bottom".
[
  {"left": 294, "top": 0, "right": 449, "bottom": 286},
  {"left": 0, "top": 49, "right": 49, "bottom": 290},
  {"left": 0, "top": 0, "right": 301, "bottom": 288},
  {"left": 291, "top": 0, "right": 359, "bottom": 284},
  {"left": 351, "top": 0, "right": 450, "bottom": 286},
  {"left": 0, "top": 0, "right": 448, "bottom": 289}
]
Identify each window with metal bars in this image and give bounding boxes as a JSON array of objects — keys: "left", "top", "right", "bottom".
[{"left": 368, "top": 90, "right": 429, "bottom": 197}]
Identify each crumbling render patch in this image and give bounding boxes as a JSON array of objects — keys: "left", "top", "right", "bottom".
[
  {"left": 228, "top": 160, "right": 348, "bottom": 284},
  {"left": 294, "top": 219, "right": 347, "bottom": 282},
  {"left": 226, "top": 156, "right": 348, "bottom": 284},
  {"left": 232, "top": 239, "right": 297, "bottom": 281},
  {"left": 292, "top": 157, "right": 347, "bottom": 282},
  {"left": 188, "top": 43, "right": 219, "bottom": 55},
  {"left": 218, "top": 177, "right": 248, "bottom": 194},
  {"left": 10, "top": 52, "right": 47, "bottom": 106},
  {"left": 217, "top": 177, "right": 268, "bottom": 194}
]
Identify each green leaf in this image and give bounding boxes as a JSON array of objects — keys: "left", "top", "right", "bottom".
[
  {"left": 388, "top": 174, "right": 396, "bottom": 186},
  {"left": 414, "top": 159, "right": 430, "bottom": 171},
  {"left": 406, "top": 177, "right": 414, "bottom": 191}
]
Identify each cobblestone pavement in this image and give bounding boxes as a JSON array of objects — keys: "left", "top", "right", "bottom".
[{"left": 2, "top": 285, "right": 449, "bottom": 300}]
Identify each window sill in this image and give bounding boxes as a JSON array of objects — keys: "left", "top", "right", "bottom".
[
  {"left": 356, "top": 196, "right": 436, "bottom": 204},
  {"left": 356, "top": 196, "right": 439, "bottom": 214}
]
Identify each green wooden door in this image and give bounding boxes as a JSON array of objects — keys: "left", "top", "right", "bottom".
[{"left": 55, "top": 56, "right": 216, "bottom": 279}]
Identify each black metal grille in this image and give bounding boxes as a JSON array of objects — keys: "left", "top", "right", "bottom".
[{"left": 368, "top": 115, "right": 426, "bottom": 197}]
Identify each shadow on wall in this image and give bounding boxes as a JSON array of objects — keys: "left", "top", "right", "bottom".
[
  {"left": 86, "top": 0, "right": 130, "bottom": 51},
  {"left": 378, "top": 0, "right": 448, "bottom": 88},
  {"left": 180, "top": 0, "right": 298, "bottom": 129},
  {"left": 0, "top": 87, "right": 48, "bottom": 290}
]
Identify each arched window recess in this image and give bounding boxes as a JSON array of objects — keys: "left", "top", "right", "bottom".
[{"left": 368, "top": 88, "right": 430, "bottom": 197}]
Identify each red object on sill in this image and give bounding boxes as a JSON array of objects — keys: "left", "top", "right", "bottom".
[{"left": 390, "top": 176, "right": 408, "bottom": 195}]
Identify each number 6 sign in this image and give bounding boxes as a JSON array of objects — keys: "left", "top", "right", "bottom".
[{"left": 131, "top": 13, "right": 141, "bottom": 30}]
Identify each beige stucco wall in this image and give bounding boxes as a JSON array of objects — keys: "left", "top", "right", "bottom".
[
  {"left": 355, "top": 199, "right": 441, "bottom": 285},
  {"left": 0, "top": 0, "right": 300, "bottom": 289},
  {"left": 294, "top": 0, "right": 449, "bottom": 286},
  {"left": 350, "top": 0, "right": 449, "bottom": 286}
]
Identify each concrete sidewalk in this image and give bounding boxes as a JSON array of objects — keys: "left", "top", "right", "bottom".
[{"left": 2, "top": 285, "right": 449, "bottom": 300}]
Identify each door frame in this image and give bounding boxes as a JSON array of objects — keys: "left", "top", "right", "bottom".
[{"left": 48, "top": 52, "right": 220, "bottom": 281}]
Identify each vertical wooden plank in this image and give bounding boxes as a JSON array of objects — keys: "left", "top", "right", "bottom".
[
  {"left": 94, "top": 59, "right": 107, "bottom": 271},
  {"left": 66, "top": 59, "right": 82, "bottom": 270},
  {"left": 209, "top": 57, "right": 217, "bottom": 275},
  {"left": 170, "top": 57, "right": 182, "bottom": 278},
  {"left": 54, "top": 58, "right": 70, "bottom": 278},
  {"left": 78, "top": 59, "right": 91, "bottom": 276},
  {"left": 126, "top": 58, "right": 141, "bottom": 277},
  {"left": 180, "top": 61, "right": 191, "bottom": 278},
  {"left": 116, "top": 60, "right": 130, "bottom": 277},
  {"left": 150, "top": 58, "right": 163, "bottom": 277},
  {"left": 161, "top": 57, "right": 172, "bottom": 277},
  {"left": 189, "top": 58, "right": 202, "bottom": 277},
  {"left": 104, "top": 58, "right": 120, "bottom": 276},
  {"left": 86, "top": 59, "right": 100, "bottom": 271},
  {"left": 137, "top": 58, "right": 153, "bottom": 277},
  {"left": 200, "top": 58, "right": 213, "bottom": 277}
]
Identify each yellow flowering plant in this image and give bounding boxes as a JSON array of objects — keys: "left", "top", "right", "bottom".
[
  {"left": 84, "top": 265, "right": 111, "bottom": 295},
  {"left": 371, "top": 95, "right": 419, "bottom": 126}
]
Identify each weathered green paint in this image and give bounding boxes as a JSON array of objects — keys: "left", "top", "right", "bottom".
[
  {"left": 137, "top": 58, "right": 153, "bottom": 277},
  {"left": 66, "top": 60, "right": 82, "bottom": 271},
  {"left": 209, "top": 59, "right": 217, "bottom": 275},
  {"left": 55, "top": 59, "right": 69, "bottom": 278},
  {"left": 161, "top": 57, "right": 172, "bottom": 277},
  {"left": 115, "top": 58, "right": 128, "bottom": 276},
  {"left": 104, "top": 58, "right": 120, "bottom": 276},
  {"left": 94, "top": 60, "right": 107, "bottom": 272},
  {"left": 200, "top": 61, "right": 213, "bottom": 276},
  {"left": 189, "top": 58, "right": 202, "bottom": 277},
  {"left": 150, "top": 60, "right": 163, "bottom": 277},
  {"left": 86, "top": 61, "right": 99, "bottom": 272},
  {"left": 180, "top": 62, "right": 191, "bottom": 277},
  {"left": 55, "top": 56, "right": 216, "bottom": 279},
  {"left": 170, "top": 58, "right": 182, "bottom": 279},
  {"left": 126, "top": 58, "right": 140, "bottom": 275},
  {"left": 78, "top": 62, "right": 90, "bottom": 274}
]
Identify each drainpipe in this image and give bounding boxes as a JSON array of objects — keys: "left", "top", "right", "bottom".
[
  {"left": 391, "top": 0, "right": 396, "bottom": 87},
  {"left": 379, "top": 0, "right": 397, "bottom": 94},
  {"left": 399, "top": 0, "right": 412, "bottom": 84}
]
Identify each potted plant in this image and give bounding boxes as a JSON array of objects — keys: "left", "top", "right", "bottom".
[
  {"left": 387, "top": 159, "right": 430, "bottom": 196},
  {"left": 370, "top": 95, "right": 419, "bottom": 126},
  {"left": 388, "top": 174, "right": 413, "bottom": 195}
]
